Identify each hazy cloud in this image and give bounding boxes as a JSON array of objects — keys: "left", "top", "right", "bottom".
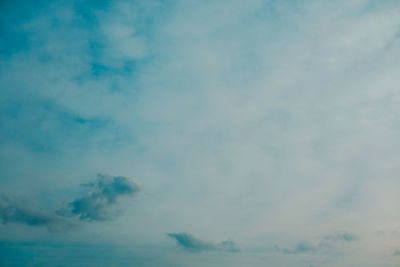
[
  {"left": 323, "top": 232, "right": 358, "bottom": 242},
  {"left": 167, "top": 233, "right": 214, "bottom": 252},
  {"left": 167, "top": 233, "right": 239, "bottom": 253},
  {"left": 0, "top": 173, "right": 140, "bottom": 231},
  {"left": 1, "top": 0, "right": 400, "bottom": 265},
  {"left": 277, "top": 232, "right": 358, "bottom": 255},
  {"left": 280, "top": 241, "right": 316, "bottom": 255},
  {"left": 0, "top": 195, "right": 70, "bottom": 231},
  {"left": 218, "top": 240, "right": 240, "bottom": 253},
  {"left": 57, "top": 174, "right": 140, "bottom": 221}
]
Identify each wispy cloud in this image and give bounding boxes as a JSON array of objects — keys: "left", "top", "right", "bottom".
[
  {"left": 167, "top": 232, "right": 239, "bottom": 253},
  {"left": 0, "top": 173, "right": 139, "bottom": 231},
  {"left": 56, "top": 174, "right": 140, "bottom": 221},
  {"left": 278, "top": 241, "right": 316, "bottom": 255},
  {"left": 276, "top": 232, "right": 358, "bottom": 255},
  {"left": 0, "top": 195, "right": 71, "bottom": 231},
  {"left": 167, "top": 233, "right": 214, "bottom": 252},
  {"left": 323, "top": 232, "right": 358, "bottom": 242}
]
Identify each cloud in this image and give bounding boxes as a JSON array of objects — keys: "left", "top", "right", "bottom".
[
  {"left": 317, "top": 232, "right": 359, "bottom": 251},
  {"left": 323, "top": 232, "right": 358, "bottom": 242},
  {"left": 280, "top": 241, "right": 316, "bottom": 255},
  {"left": 0, "top": 173, "right": 140, "bottom": 232},
  {"left": 218, "top": 240, "right": 241, "bottom": 253},
  {"left": 0, "top": 195, "right": 70, "bottom": 231},
  {"left": 167, "top": 233, "right": 214, "bottom": 252},
  {"left": 167, "top": 232, "right": 239, "bottom": 253},
  {"left": 56, "top": 174, "right": 140, "bottom": 221},
  {"left": 277, "top": 232, "right": 358, "bottom": 255},
  {"left": 394, "top": 250, "right": 400, "bottom": 256},
  {"left": 1, "top": 0, "right": 400, "bottom": 265}
]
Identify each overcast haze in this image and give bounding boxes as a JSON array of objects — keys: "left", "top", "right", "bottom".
[{"left": 1, "top": 0, "right": 400, "bottom": 266}]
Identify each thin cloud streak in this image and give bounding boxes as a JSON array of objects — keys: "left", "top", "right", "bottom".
[{"left": 167, "top": 232, "right": 240, "bottom": 253}]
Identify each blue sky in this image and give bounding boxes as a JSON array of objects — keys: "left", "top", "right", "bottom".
[{"left": 1, "top": 0, "right": 400, "bottom": 266}]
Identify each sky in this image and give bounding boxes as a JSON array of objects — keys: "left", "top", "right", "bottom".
[{"left": 1, "top": 0, "right": 400, "bottom": 266}]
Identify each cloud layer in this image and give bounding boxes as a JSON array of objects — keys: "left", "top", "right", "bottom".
[{"left": 1, "top": 0, "right": 400, "bottom": 266}]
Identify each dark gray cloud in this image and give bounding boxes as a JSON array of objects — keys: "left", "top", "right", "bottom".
[
  {"left": 167, "top": 233, "right": 240, "bottom": 253},
  {"left": 0, "top": 195, "right": 70, "bottom": 231},
  {"left": 57, "top": 174, "right": 140, "bottom": 221}
]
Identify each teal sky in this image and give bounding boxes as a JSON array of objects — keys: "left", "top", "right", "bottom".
[{"left": 1, "top": 0, "right": 400, "bottom": 266}]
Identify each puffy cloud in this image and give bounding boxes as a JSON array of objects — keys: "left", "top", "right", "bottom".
[
  {"left": 167, "top": 232, "right": 239, "bottom": 253},
  {"left": 57, "top": 174, "right": 139, "bottom": 221}
]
